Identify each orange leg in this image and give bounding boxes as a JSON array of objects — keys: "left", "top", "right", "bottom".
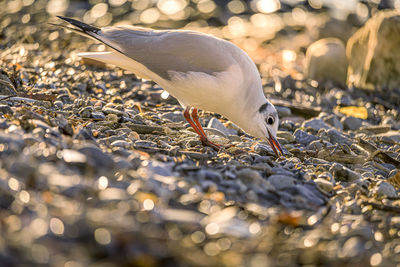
[
  {"left": 183, "top": 107, "right": 221, "bottom": 151},
  {"left": 192, "top": 108, "right": 234, "bottom": 149},
  {"left": 191, "top": 108, "right": 208, "bottom": 137}
]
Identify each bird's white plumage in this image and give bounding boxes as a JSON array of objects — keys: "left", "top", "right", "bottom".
[{"left": 58, "top": 16, "right": 282, "bottom": 153}]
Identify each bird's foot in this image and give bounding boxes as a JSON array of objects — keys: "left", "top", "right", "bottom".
[{"left": 200, "top": 137, "right": 233, "bottom": 151}]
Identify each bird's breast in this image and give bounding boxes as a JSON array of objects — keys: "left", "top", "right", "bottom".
[{"left": 157, "top": 64, "right": 244, "bottom": 113}]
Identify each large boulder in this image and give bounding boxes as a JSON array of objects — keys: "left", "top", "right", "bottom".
[
  {"left": 305, "top": 38, "right": 348, "bottom": 86},
  {"left": 347, "top": 10, "right": 400, "bottom": 90}
]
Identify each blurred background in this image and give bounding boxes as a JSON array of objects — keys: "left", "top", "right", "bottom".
[
  {"left": 1, "top": 0, "right": 397, "bottom": 79},
  {"left": 2, "top": 1, "right": 400, "bottom": 267}
]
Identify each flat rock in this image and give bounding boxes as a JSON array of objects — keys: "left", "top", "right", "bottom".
[
  {"left": 207, "top": 118, "right": 237, "bottom": 136},
  {"left": 161, "top": 111, "right": 185, "bottom": 122},
  {"left": 111, "top": 140, "right": 131, "bottom": 149},
  {"left": 377, "top": 131, "right": 400, "bottom": 143},
  {"left": 323, "top": 129, "right": 353, "bottom": 146},
  {"left": 293, "top": 129, "right": 319, "bottom": 145},
  {"left": 302, "top": 118, "right": 331, "bottom": 131}
]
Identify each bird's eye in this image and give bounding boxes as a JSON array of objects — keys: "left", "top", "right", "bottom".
[{"left": 267, "top": 116, "right": 274, "bottom": 125}]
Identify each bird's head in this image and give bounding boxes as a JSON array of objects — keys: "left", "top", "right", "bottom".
[{"left": 238, "top": 101, "right": 283, "bottom": 157}]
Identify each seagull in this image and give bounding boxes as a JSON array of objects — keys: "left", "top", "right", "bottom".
[{"left": 54, "top": 16, "right": 283, "bottom": 156}]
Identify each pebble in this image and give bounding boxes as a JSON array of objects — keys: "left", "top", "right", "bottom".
[
  {"left": 62, "top": 149, "right": 87, "bottom": 164},
  {"left": 207, "top": 118, "right": 237, "bottom": 136},
  {"left": 92, "top": 112, "right": 106, "bottom": 120},
  {"left": 329, "top": 163, "right": 361, "bottom": 182},
  {"left": 341, "top": 116, "right": 362, "bottom": 131},
  {"left": 111, "top": 140, "right": 131, "bottom": 149},
  {"left": 78, "top": 145, "right": 115, "bottom": 170},
  {"left": 103, "top": 107, "right": 128, "bottom": 117},
  {"left": 314, "top": 178, "right": 334, "bottom": 194},
  {"left": 276, "top": 106, "right": 292, "bottom": 117},
  {"left": 322, "top": 129, "right": 353, "bottom": 146},
  {"left": 0, "top": 105, "right": 13, "bottom": 115},
  {"left": 277, "top": 131, "right": 295, "bottom": 143},
  {"left": 236, "top": 168, "right": 263, "bottom": 184},
  {"left": 79, "top": 106, "right": 93, "bottom": 118},
  {"left": 268, "top": 175, "right": 296, "bottom": 190},
  {"left": 323, "top": 114, "right": 343, "bottom": 130},
  {"left": 302, "top": 118, "right": 331, "bottom": 131},
  {"left": 293, "top": 129, "right": 319, "bottom": 145},
  {"left": 1, "top": 5, "right": 399, "bottom": 267},
  {"left": 161, "top": 111, "right": 185, "bottom": 122},
  {"left": 374, "top": 181, "right": 397, "bottom": 198}
]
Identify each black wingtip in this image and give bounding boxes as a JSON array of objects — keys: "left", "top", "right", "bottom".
[{"left": 57, "top": 16, "right": 100, "bottom": 34}]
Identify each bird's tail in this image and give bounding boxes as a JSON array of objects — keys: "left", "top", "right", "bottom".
[
  {"left": 51, "top": 16, "right": 126, "bottom": 56},
  {"left": 54, "top": 16, "right": 100, "bottom": 36}
]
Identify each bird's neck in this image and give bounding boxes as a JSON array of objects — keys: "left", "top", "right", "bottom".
[{"left": 221, "top": 85, "right": 267, "bottom": 133}]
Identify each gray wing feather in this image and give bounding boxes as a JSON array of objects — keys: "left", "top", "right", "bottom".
[{"left": 100, "top": 27, "right": 235, "bottom": 79}]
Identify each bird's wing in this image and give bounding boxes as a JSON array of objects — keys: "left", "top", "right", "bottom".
[
  {"left": 56, "top": 17, "right": 236, "bottom": 80},
  {"left": 99, "top": 26, "right": 236, "bottom": 80}
]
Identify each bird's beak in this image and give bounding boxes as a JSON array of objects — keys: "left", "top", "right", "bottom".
[{"left": 267, "top": 129, "right": 284, "bottom": 157}]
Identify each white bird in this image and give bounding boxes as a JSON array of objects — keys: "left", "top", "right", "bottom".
[{"left": 55, "top": 16, "right": 283, "bottom": 156}]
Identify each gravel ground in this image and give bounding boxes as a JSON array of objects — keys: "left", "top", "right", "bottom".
[{"left": 1, "top": 1, "right": 400, "bottom": 266}]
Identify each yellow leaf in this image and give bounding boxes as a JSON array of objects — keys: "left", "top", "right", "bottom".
[{"left": 337, "top": 106, "right": 368, "bottom": 119}]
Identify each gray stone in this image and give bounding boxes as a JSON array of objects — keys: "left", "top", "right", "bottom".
[
  {"left": 102, "top": 107, "right": 128, "bottom": 117},
  {"left": 79, "top": 106, "right": 93, "bottom": 118},
  {"left": 161, "top": 111, "right": 185, "bottom": 122},
  {"left": 207, "top": 118, "right": 237, "bottom": 136},
  {"left": 54, "top": 100, "right": 63, "bottom": 109},
  {"left": 374, "top": 181, "right": 397, "bottom": 198},
  {"left": 314, "top": 178, "right": 333, "bottom": 194},
  {"left": 377, "top": 131, "right": 400, "bottom": 143},
  {"left": 293, "top": 129, "right": 319, "bottom": 145},
  {"left": 323, "top": 129, "right": 353, "bottom": 146},
  {"left": 0, "top": 105, "right": 13, "bottom": 115},
  {"left": 341, "top": 116, "right": 362, "bottom": 131},
  {"left": 253, "top": 143, "right": 275, "bottom": 156},
  {"left": 329, "top": 163, "right": 361, "bottom": 182},
  {"left": 275, "top": 106, "right": 291, "bottom": 117},
  {"left": 92, "top": 112, "right": 106, "bottom": 120},
  {"left": 111, "top": 140, "right": 131, "bottom": 149},
  {"left": 276, "top": 131, "right": 294, "bottom": 143},
  {"left": 307, "top": 140, "right": 332, "bottom": 150},
  {"left": 305, "top": 38, "right": 347, "bottom": 86},
  {"left": 78, "top": 145, "right": 114, "bottom": 170},
  {"left": 347, "top": 10, "right": 400, "bottom": 89},
  {"left": 302, "top": 118, "right": 331, "bottom": 131},
  {"left": 237, "top": 168, "right": 263, "bottom": 184},
  {"left": 268, "top": 175, "right": 296, "bottom": 190},
  {"left": 323, "top": 114, "right": 343, "bottom": 130},
  {"left": 197, "top": 169, "right": 223, "bottom": 182}
]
